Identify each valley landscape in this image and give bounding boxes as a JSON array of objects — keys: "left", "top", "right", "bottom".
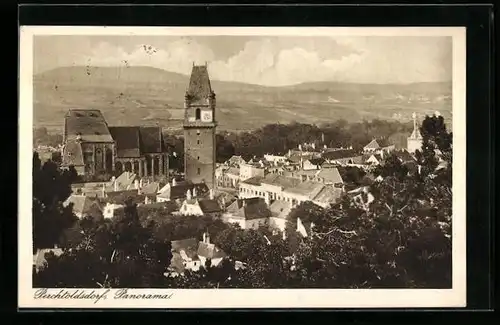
[{"left": 33, "top": 66, "right": 452, "bottom": 134}]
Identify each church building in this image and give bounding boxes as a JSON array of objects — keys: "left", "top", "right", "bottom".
[
  {"left": 61, "top": 109, "right": 168, "bottom": 178},
  {"left": 183, "top": 63, "right": 217, "bottom": 189},
  {"left": 407, "top": 112, "right": 423, "bottom": 154}
]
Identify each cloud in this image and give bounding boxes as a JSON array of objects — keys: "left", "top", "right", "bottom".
[{"left": 39, "top": 35, "right": 452, "bottom": 86}]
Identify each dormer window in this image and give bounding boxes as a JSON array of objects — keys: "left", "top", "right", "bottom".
[
  {"left": 89, "top": 113, "right": 97, "bottom": 117},
  {"left": 75, "top": 112, "right": 83, "bottom": 117},
  {"left": 195, "top": 108, "right": 201, "bottom": 120}
]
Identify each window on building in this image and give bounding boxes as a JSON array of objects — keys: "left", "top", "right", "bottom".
[
  {"left": 197, "top": 168, "right": 201, "bottom": 175},
  {"left": 197, "top": 140, "right": 200, "bottom": 145},
  {"left": 195, "top": 108, "right": 201, "bottom": 120},
  {"left": 197, "top": 156, "right": 200, "bottom": 160}
]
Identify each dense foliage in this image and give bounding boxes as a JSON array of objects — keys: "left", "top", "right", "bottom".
[
  {"left": 33, "top": 153, "right": 78, "bottom": 252},
  {"left": 34, "top": 200, "right": 173, "bottom": 288}
]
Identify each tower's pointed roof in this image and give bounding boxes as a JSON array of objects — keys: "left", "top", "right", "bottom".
[
  {"left": 187, "top": 64, "right": 213, "bottom": 104},
  {"left": 409, "top": 112, "right": 423, "bottom": 139}
]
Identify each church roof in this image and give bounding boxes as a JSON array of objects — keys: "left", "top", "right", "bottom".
[
  {"left": 409, "top": 127, "right": 423, "bottom": 139},
  {"left": 64, "top": 109, "right": 114, "bottom": 143},
  {"left": 187, "top": 65, "right": 213, "bottom": 104},
  {"left": 108, "top": 126, "right": 164, "bottom": 158}
]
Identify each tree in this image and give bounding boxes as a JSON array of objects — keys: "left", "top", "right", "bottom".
[
  {"left": 34, "top": 200, "right": 173, "bottom": 288},
  {"left": 33, "top": 152, "right": 78, "bottom": 252}
]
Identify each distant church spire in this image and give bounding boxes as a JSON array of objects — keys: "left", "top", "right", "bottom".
[{"left": 410, "top": 112, "right": 422, "bottom": 139}]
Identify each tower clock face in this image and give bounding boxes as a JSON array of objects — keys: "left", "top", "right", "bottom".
[{"left": 201, "top": 110, "right": 213, "bottom": 122}]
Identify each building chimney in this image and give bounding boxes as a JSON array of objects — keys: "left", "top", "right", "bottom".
[
  {"left": 202, "top": 232, "right": 206, "bottom": 243},
  {"left": 172, "top": 178, "right": 177, "bottom": 186},
  {"left": 186, "top": 189, "right": 192, "bottom": 200},
  {"left": 264, "top": 192, "right": 270, "bottom": 206},
  {"left": 101, "top": 184, "right": 106, "bottom": 198},
  {"left": 114, "top": 179, "right": 118, "bottom": 192},
  {"left": 139, "top": 178, "right": 143, "bottom": 188},
  {"left": 209, "top": 188, "right": 214, "bottom": 200},
  {"left": 192, "top": 186, "right": 197, "bottom": 198},
  {"left": 134, "top": 179, "right": 139, "bottom": 190}
]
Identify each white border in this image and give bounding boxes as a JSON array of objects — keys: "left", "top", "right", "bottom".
[{"left": 18, "top": 26, "right": 466, "bottom": 309}]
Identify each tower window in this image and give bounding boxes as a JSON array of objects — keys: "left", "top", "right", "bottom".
[
  {"left": 195, "top": 108, "right": 201, "bottom": 120},
  {"left": 197, "top": 168, "right": 201, "bottom": 175}
]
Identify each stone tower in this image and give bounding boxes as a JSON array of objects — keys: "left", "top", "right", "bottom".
[
  {"left": 183, "top": 63, "right": 217, "bottom": 189},
  {"left": 407, "top": 112, "right": 423, "bottom": 154}
]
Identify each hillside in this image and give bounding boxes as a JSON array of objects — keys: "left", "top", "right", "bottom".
[{"left": 33, "top": 66, "right": 453, "bottom": 133}]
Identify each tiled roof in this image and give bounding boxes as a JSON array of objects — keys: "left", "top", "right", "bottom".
[
  {"left": 108, "top": 127, "right": 141, "bottom": 158},
  {"left": 312, "top": 185, "right": 343, "bottom": 205},
  {"left": 198, "top": 199, "right": 222, "bottom": 213},
  {"left": 187, "top": 65, "right": 213, "bottom": 104},
  {"left": 284, "top": 181, "right": 325, "bottom": 199},
  {"left": 364, "top": 139, "right": 380, "bottom": 149},
  {"left": 225, "top": 167, "right": 240, "bottom": 177},
  {"left": 269, "top": 200, "right": 293, "bottom": 219},
  {"left": 322, "top": 149, "right": 360, "bottom": 160},
  {"left": 227, "top": 155, "right": 246, "bottom": 165},
  {"left": 105, "top": 190, "right": 143, "bottom": 205},
  {"left": 157, "top": 181, "right": 209, "bottom": 200},
  {"left": 141, "top": 182, "right": 161, "bottom": 195},
  {"left": 108, "top": 126, "right": 164, "bottom": 157},
  {"left": 112, "top": 171, "right": 139, "bottom": 191},
  {"left": 241, "top": 175, "right": 264, "bottom": 186},
  {"left": 62, "top": 140, "right": 84, "bottom": 166},
  {"left": 261, "top": 174, "right": 302, "bottom": 189},
  {"left": 394, "top": 149, "right": 416, "bottom": 162},
  {"left": 64, "top": 109, "right": 114, "bottom": 143},
  {"left": 197, "top": 242, "right": 227, "bottom": 260},
  {"left": 308, "top": 158, "right": 325, "bottom": 166},
  {"left": 171, "top": 238, "right": 200, "bottom": 260},
  {"left": 317, "top": 167, "right": 344, "bottom": 184},
  {"left": 63, "top": 195, "right": 102, "bottom": 216},
  {"left": 139, "top": 127, "right": 163, "bottom": 153},
  {"left": 226, "top": 198, "right": 271, "bottom": 220}
]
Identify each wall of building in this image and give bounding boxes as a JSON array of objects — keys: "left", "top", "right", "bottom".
[
  {"left": 184, "top": 127, "right": 215, "bottom": 189},
  {"left": 239, "top": 164, "right": 266, "bottom": 181},
  {"left": 269, "top": 217, "right": 287, "bottom": 232},
  {"left": 407, "top": 138, "right": 423, "bottom": 154},
  {"left": 179, "top": 201, "right": 204, "bottom": 216}
]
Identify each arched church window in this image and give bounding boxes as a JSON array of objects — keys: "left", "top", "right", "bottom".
[{"left": 195, "top": 108, "right": 201, "bottom": 120}]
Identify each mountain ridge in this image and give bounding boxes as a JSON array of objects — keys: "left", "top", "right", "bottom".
[{"left": 33, "top": 65, "right": 453, "bottom": 133}]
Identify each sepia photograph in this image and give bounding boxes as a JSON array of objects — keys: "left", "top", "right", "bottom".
[{"left": 19, "top": 26, "right": 466, "bottom": 308}]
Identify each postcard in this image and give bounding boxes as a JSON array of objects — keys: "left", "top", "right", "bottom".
[{"left": 19, "top": 26, "right": 466, "bottom": 308}]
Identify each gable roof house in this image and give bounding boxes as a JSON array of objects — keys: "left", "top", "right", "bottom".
[
  {"left": 157, "top": 180, "right": 209, "bottom": 203},
  {"left": 63, "top": 194, "right": 103, "bottom": 219},
  {"left": 223, "top": 197, "right": 272, "bottom": 230},
  {"left": 168, "top": 238, "right": 202, "bottom": 275},
  {"left": 322, "top": 149, "right": 363, "bottom": 165}
]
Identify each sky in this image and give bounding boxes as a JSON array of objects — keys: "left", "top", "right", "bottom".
[{"left": 33, "top": 35, "right": 452, "bottom": 86}]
